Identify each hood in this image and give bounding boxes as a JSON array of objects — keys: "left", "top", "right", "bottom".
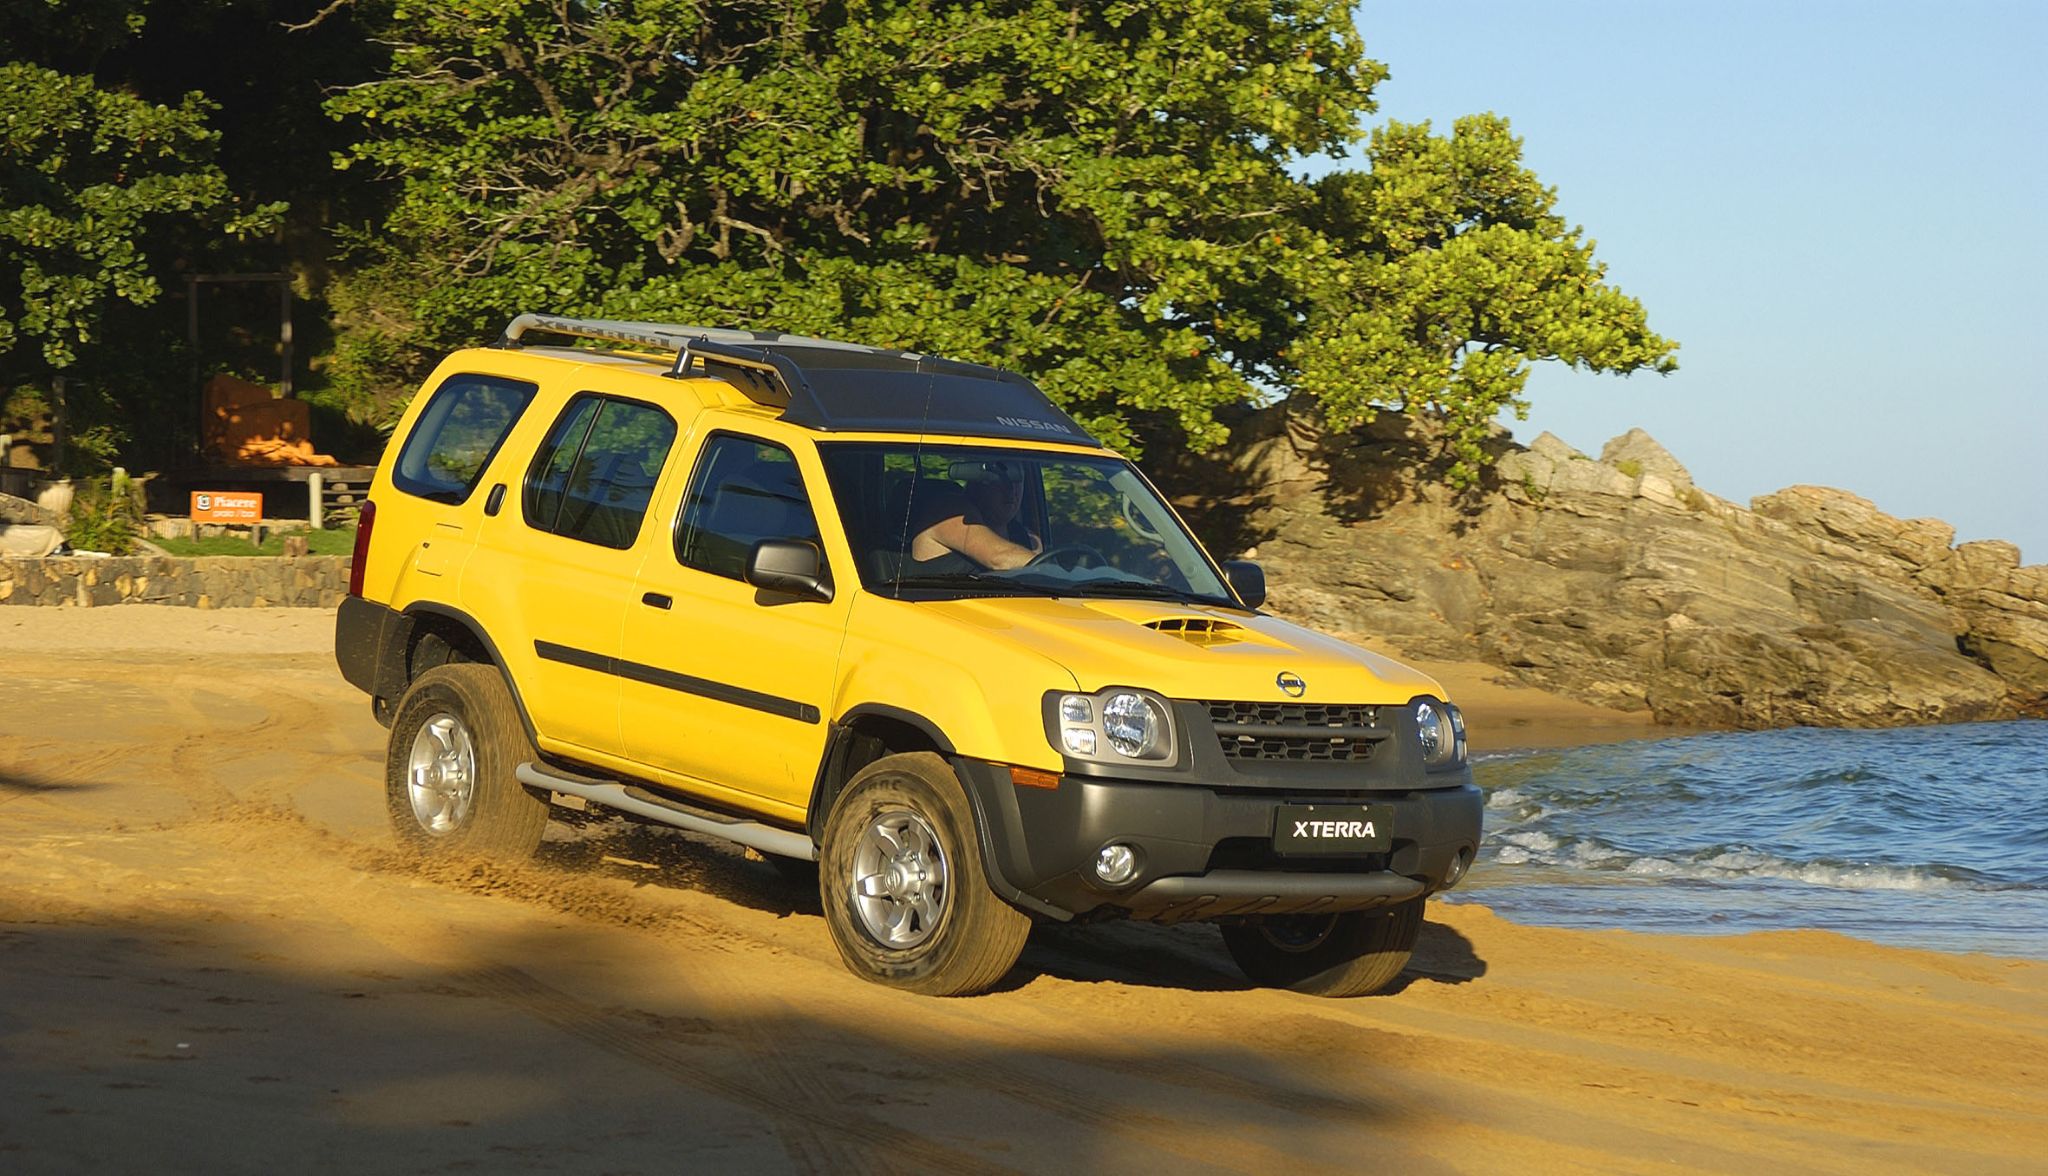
[{"left": 915, "top": 596, "right": 1447, "bottom": 704}]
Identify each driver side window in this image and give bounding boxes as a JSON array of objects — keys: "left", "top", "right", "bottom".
[{"left": 674, "top": 435, "right": 823, "bottom": 580}]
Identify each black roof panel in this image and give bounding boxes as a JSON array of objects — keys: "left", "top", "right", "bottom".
[{"left": 499, "top": 315, "right": 1101, "bottom": 448}]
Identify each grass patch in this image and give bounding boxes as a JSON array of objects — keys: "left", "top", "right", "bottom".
[{"left": 154, "top": 527, "right": 357, "bottom": 557}]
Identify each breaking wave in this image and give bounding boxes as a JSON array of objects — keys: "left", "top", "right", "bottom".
[{"left": 1448, "top": 720, "right": 2048, "bottom": 957}]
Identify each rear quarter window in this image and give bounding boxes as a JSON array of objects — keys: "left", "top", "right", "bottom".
[{"left": 392, "top": 374, "right": 538, "bottom": 504}]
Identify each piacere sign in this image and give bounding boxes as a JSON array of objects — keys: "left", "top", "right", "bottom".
[{"left": 191, "top": 491, "right": 262, "bottom": 522}]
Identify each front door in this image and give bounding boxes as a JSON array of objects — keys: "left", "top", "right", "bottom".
[{"left": 619, "top": 432, "right": 849, "bottom": 819}]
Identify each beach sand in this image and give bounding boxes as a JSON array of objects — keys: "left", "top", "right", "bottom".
[{"left": 2, "top": 606, "right": 2041, "bottom": 1172}]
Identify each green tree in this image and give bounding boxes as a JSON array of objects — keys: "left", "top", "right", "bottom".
[
  {"left": 0, "top": 57, "right": 285, "bottom": 471},
  {"left": 3, "top": 1, "right": 384, "bottom": 470},
  {"left": 0, "top": 61, "right": 278, "bottom": 370},
  {"left": 328, "top": 1, "right": 1671, "bottom": 470},
  {"left": 1292, "top": 115, "right": 1677, "bottom": 484},
  {"left": 326, "top": 0, "right": 1378, "bottom": 448}
]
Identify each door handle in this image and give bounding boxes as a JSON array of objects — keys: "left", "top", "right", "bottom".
[
  {"left": 484, "top": 483, "right": 507, "bottom": 516},
  {"left": 641, "top": 592, "right": 673, "bottom": 610}
]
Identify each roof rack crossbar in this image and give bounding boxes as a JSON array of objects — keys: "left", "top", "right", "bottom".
[
  {"left": 499, "top": 316, "right": 810, "bottom": 404},
  {"left": 496, "top": 314, "right": 1103, "bottom": 448}
]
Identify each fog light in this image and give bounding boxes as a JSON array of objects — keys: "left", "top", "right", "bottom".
[
  {"left": 1445, "top": 847, "right": 1473, "bottom": 888},
  {"left": 1095, "top": 843, "right": 1139, "bottom": 886}
]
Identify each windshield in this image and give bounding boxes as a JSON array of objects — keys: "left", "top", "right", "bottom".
[{"left": 818, "top": 442, "right": 1236, "bottom": 605}]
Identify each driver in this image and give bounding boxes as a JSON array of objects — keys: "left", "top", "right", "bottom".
[{"left": 907, "top": 460, "right": 1041, "bottom": 572}]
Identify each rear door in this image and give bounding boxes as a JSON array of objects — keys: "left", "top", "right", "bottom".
[
  {"left": 619, "top": 431, "right": 850, "bottom": 817},
  {"left": 462, "top": 390, "right": 679, "bottom": 760},
  {"left": 373, "top": 371, "right": 537, "bottom": 601}
]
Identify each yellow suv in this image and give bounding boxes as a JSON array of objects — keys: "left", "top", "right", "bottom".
[{"left": 336, "top": 316, "right": 1481, "bottom": 996}]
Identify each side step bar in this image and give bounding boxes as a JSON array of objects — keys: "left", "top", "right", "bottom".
[{"left": 515, "top": 762, "right": 816, "bottom": 862}]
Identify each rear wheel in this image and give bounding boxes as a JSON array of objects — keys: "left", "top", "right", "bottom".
[
  {"left": 819, "top": 752, "right": 1029, "bottom": 996},
  {"left": 1222, "top": 899, "right": 1424, "bottom": 997},
  {"left": 384, "top": 663, "right": 549, "bottom": 857}
]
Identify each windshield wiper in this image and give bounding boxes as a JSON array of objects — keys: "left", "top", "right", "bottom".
[
  {"left": 893, "top": 573, "right": 1063, "bottom": 597},
  {"left": 1047, "top": 580, "right": 1227, "bottom": 607}
]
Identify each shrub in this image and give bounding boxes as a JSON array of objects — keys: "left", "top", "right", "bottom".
[{"left": 62, "top": 472, "right": 144, "bottom": 555}]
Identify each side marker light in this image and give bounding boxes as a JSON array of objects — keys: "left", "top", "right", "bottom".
[{"left": 1009, "top": 766, "right": 1061, "bottom": 790}]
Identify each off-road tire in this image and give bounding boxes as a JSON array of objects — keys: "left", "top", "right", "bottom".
[
  {"left": 1222, "top": 899, "right": 1425, "bottom": 997},
  {"left": 385, "top": 663, "right": 549, "bottom": 857},
  {"left": 820, "top": 752, "right": 1029, "bottom": 996}
]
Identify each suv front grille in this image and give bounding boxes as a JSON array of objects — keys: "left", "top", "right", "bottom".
[{"left": 1201, "top": 700, "right": 1385, "bottom": 762}]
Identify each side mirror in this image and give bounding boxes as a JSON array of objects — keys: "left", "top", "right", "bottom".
[
  {"left": 1221, "top": 559, "right": 1266, "bottom": 609},
  {"left": 747, "top": 539, "right": 834, "bottom": 602}
]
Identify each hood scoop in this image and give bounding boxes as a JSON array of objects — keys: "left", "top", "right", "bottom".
[{"left": 1143, "top": 616, "right": 1247, "bottom": 648}]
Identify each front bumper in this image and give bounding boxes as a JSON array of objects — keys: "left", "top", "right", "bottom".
[{"left": 953, "top": 758, "right": 1482, "bottom": 922}]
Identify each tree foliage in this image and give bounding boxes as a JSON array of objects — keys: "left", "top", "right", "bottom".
[
  {"left": 1, "top": 0, "right": 1674, "bottom": 483},
  {"left": 1295, "top": 115, "right": 1678, "bottom": 482},
  {"left": 326, "top": 0, "right": 1387, "bottom": 451},
  {"left": 0, "top": 61, "right": 279, "bottom": 370}
]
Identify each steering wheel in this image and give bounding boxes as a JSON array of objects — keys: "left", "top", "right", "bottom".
[{"left": 1028, "top": 543, "right": 1108, "bottom": 571}]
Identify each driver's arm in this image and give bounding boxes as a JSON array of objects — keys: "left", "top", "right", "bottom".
[{"left": 923, "top": 513, "right": 1037, "bottom": 569}]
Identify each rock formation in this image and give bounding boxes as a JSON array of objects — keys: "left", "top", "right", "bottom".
[{"left": 1160, "top": 409, "right": 2047, "bottom": 729}]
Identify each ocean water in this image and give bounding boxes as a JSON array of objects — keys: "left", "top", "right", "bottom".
[{"left": 1444, "top": 720, "right": 2048, "bottom": 958}]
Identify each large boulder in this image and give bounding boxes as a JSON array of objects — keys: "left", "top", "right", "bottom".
[
  {"left": 1160, "top": 414, "right": 2039, "bottom": 728},
  {"left": 1752, "top": 486, "right": 1958, "bottom": 581},
  {"left": 0, "top": 523, "right": 64, "bottom": 558},
  {"left": 1600, "top": 427, "right": 1693, "bottom": 486},
  {"left": 0, "top": 491, "right": 62, "bottom": 528}
]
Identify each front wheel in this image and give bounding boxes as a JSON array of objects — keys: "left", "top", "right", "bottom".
[
  {"left": 384, "top": 663, "right": 549, "bottom": 858},
  {"left": 1221, "top": 899, "right": 1424, "bottom": 997},
  {"left": 819, "top": 752, "right": 1029, "bottom": 996}
]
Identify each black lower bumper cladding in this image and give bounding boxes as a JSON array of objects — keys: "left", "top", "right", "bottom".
[{"left": 952, "top": 758, "right": 1484, "bottom": 922}]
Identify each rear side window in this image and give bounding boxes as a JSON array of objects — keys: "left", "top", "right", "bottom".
[
  {"left": 523, "top": 394, "right": 677, "bottom": 549},
  {"left": 674, "top": 435, "right": 822, "bottom": 580},
  {"left": 392, "top": 374, "right": 537, "bottom": 504}
]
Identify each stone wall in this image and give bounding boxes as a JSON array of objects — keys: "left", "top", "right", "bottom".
[{"left": 0, "top": 555, "right": 349, "bottom": 608}]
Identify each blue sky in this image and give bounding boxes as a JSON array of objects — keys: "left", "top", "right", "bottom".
[{"left": 1347, "top": 1, "right": 2046, "bottom": 562}]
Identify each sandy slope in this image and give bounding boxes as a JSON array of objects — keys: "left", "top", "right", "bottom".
[{"left": 1, "top": 607, "right": 2042, "bottom": 1174}]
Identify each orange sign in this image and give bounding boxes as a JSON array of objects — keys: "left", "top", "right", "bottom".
[{"left": 191, "top": 491, "right": 263, "bottom": 522}]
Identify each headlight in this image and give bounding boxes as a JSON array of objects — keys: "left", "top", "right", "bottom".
[
  {"left": 1050, "top": 688, "right": 1178, "bottom": 767},
  {"left": 1415, "top": 699, "right": 1466, "bottom": 768},
  {"left": 1102, "top": 692, "right": 1165, "bottom": 758}
]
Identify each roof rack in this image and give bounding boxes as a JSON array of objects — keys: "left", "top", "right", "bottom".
[{"left": 497, "top": 314, "right": 1101, "bottom": 448}]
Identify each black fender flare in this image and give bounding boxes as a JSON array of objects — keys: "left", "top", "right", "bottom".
[
  {"left": 352, "top": 602, "right": 544, "bottom": 749},
  {"left": 405, "top": 602, "right": 542, "bottom": 741},
  {"left": 808, "top": 704, "right": 1068, "bottom": 921},
  {"left": 803, "top": 703, "right": 955, "bottom": 845}
]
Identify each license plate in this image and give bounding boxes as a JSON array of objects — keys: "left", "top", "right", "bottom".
[{"left": 1273, "top": 804, "right": 1393, "bottom": 855}]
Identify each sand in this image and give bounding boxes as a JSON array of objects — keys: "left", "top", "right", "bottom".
[{"left": 1, "top": 605, "right": 2042, "bottom": 1173}]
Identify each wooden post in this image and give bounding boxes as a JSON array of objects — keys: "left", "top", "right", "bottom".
[
  {"left": 50, "top": 374, "right": 66, "bottom": 473},
  {"left": 188, "top": 276, "right": 201, "bottom": 457},
  {"left": 279, "top": 281, "right": 294, "bottom": 397},
  {"left": 308, "top": 470, "right": 324, "bottom": 530}
]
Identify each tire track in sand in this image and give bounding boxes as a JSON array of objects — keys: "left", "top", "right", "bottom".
[
  {"left": 227, "top": 805, "right": 1005, "bottom": 1176},
  {"left": 447, "top": 963, "right": 1018, "bottom": 1176}
]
